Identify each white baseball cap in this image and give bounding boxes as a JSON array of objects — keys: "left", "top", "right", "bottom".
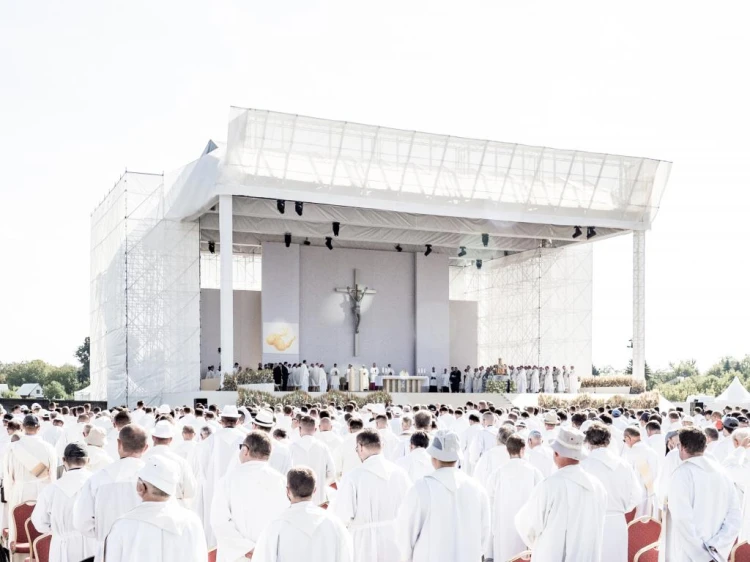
[
  {"left": 139, "top": 456, "right": 179, "bottom": 496},
  {"left": 426, "top": 430, "right": 461, "bottom": 462}
]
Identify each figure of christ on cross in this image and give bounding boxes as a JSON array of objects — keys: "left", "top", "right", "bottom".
[{"left": 335, "top": 269, "right": 376, "bottom": 355}]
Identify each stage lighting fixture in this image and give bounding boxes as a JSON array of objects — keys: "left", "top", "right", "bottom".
[
  {"left": 277, "top": 200, "right": 286, "bottom": 214},
  {"left": 395, "top": 244, "right": 403, "bottom": 252},
  {"left": 325, "top": 236, "right": 333, "bottom": 250},
  {"left": 587, "top": 227, "right": 597, "bottom": 239},
  {"left": 424, "top": 244, "right": 433, "bottom": 256},
  {"left": 476, "top": 259, "right": 483, "bottom": 270},
  {"left": 572, "top": 226, "right": 582, "bottom": 239},
  {"left": 284, "top": 233, "right": 292, "bottom": 248},
  {"left": 458, "top": 246, "right": 467, "bottom": 257},
  {"left": 303, "top": 238, "right": 311, "bottom": 246},
  {"left": 332, "top": 222, "right": 340, "bottom": 236},
  {"left": 295, "top": 201, "right": 304, "bottom": 216},
  {"left": 482, "top": 233, "right": 489, "bottom": 247},
  {"left": 208, "top": 241, "right": 215, "bottom": 254}
]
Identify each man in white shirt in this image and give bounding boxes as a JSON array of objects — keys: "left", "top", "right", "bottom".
[
  {"left": 396, "top": 430, "right": 490, "bottom": 562},
  {"left": 252, "top": 467, "right": 354, "bottom": 562},
  {"left": 32, "top": 443, "right": 97, "bottom": 562},
  {"left": 73, "top": 424, "right": 148, "bottom": 562},
  {"left": 103, "top": 455, "right": 208, "bottom": 562},
  {"left": 395, "top": 431, "right": 433, "bottom": 483},
  {"left": 289, "top": 416, "right": 336, "bottom": 506},
  {"left": 211, "top": 431, "right": 289, "bottom": 561},
  {"left": 662, "top": 427, "right": 741, "bottom": 561},
  {"left": 621, "top": 426, "right": 660, "bottom": 517}
]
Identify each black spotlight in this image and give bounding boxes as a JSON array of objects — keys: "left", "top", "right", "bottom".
[
  {"left": 395, "top": 244, "right": 403, "bottom": 252},
  {"left": 476, "top": 259, "right": 483, "bottom": 270},
  {"left": 332, "top": 222, "right": 340, "bottom": 236},
  {"left": 325, "top": 236, "right": 333, "bottom": 250},
  {"left": 481, "top": 233, "right": 489, "bottom": 247},
  {"left": 572, "top": 226, "right": 583, "bottom": 239},
  {"left": 208, "top": 241, "right": 215, "bottom": 254},
  {"left": 276, "top": 199, "right": 286, "bottom": 214},
  {"left": 424, "top": 244, "right": 433, "bottom": 256},
  {"left": 303, "top": 238, "right": 311, "bottom": 246},
  {"left": 284, "top": 233, "right": 292, "bottom": 248},
  {"left": 295, "top": 201, "right": 304, "bottom": 216},
  {"left": 458, "top": 246, "right": 467, "bottom": 257},
  {"left": 587, "top": 226, "right": 597, "bottom": 239}
]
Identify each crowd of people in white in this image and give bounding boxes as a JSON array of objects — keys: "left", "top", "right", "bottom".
[{"left": 0, "top": 399, "right": 746, "bottom": 561}]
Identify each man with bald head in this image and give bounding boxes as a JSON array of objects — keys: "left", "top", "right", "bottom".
[{"left": 74, "top": 424, "right": 149, "bottom": 562}]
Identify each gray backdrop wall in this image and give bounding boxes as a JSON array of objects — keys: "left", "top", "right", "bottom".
[
  {"left": 449, "top": 300, "right": 478, "bottom": 368},
  {"left": 261, "top": 242, "right": 301, "bottom": 365},
  {"left": 415, "top": 253, "right": 450, "bottom": 377}
]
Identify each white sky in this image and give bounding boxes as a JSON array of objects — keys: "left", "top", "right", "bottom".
[{"left": 1, "top": 1, "right": 749, "bottom": 371}]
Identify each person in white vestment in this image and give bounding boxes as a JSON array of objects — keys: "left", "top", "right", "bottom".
[
  {"left": 333, "top": 418, "right": 365, "bottom": 479},
  {"left": 317, "top": 416, "right": 343, "bottom": 451},
  {"left": 31, "top": 443, "right": 97, "bottom": 562},
  {"left": 473, "top": 425, "right": 513, "bottom": 491},
  {"left": 526, "top": 430, "right": 555, "bottom": 478},
  {"left": 374, "top": 415, "right": 400, "bottom": 460},
  {"left": 713, "top": 415, "right": 739, "bottom": 463},
  {"left": 515, "top": 426, "right": 607, "bottom": 562},
  {"left": 395, "top": 431, "right": 434, "bottom": 483},
  {"left": 211, "top": 431, "right": 289, "bottom": 562},
  {"left": 144, "top": 420, "right": 197, "bottom": 507},
  {"left": 251, "top": 409, "right": 293, "bottom": 476},
  {"left": 621, "top": 426, "right": 659, "bottom": 517},
  {"left": 103, "top": 455, "right": 208, "bottom": 562},
  {"left": 329, "top": 364, "right": 340, "bottom": 390},
  {"left": 516, "top": 367, "right": 527, "bottom": 393},
  {"left": 289, "top": 416, "right": 335, "bottom": 506},
  {"left": 104, "top": 410, "right": 132, "bottom": 460},
  {"left": 661, "top": 427, "right": 741, "bottom": 561},
  {"left": 174, "top": 425, "right": 199, "bottom": 460},
  {"left": 41, "top": 416, "right": 64, "bottom": 448},
  {"left": 542, "top": 367, "right": 554, "bottom": 393},
  {"left": 83, "top": 425, "right": 113, "bottom": 472},
  {"left": 73, "top": 424, "right": 148, "bottom": 562},
  {"left": 299, "top": 361, "right": 310, "bottom": 392},
  {"left": 568, "top": 366, "right": 578, "bottom": 393},
  {"left": 460, "top": 414, "right": 482, "bottom": 475},
  {"left": 252, "top": 466, "right": 354, "bottom": 562},
  {"left": 485, "top": 434, "right": 543, "bottom": 562},
  {"left": 3, "top": 414, "right": 57, "bottom": 542},
  {"left": 580, "top": 423, "right": 642, "bottom": 562},
  {"left": 396, "top": 430, "right": 490, "bottom": 562},
  {"left": 318, "top": 364, "right": 328, "bottom": 392},
  {"left": 469, "top": 411, "right": 498, "bottom": 466},
  {"left": 330, "top": 429, "right": 412, "bottom": 562},
  {"left": 530, "top": 366, "right": 540, "bottom": 393}
]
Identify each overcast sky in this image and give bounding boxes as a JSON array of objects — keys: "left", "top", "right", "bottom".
[{"left": 1, "top": 1, "right": 748, "bottom": 371}]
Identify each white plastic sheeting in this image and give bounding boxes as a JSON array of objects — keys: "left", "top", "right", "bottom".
[
  {"left": 454, "top": 244, "right": 592, "bottom": 375},
  {"left": 89, "top": 172, "right": 200, "bottom": 406}
]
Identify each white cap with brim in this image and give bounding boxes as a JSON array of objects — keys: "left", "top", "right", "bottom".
[
  {"left": 252, "top": 409, "right": 275, "bottom": 428},
  {"left": 139, "top": 456, "right": 179, "bottom": 497},
  {"left": 550, "top": 426, "right": 587, "bottom": 461},
  {"left": 220, "top": 405, "right": 241, "bottom": 419},
  {"left": 152, "top": 420, "right": 175, "bottom": 440},
  {"left": 426, "top": 430, "right": 461, "bottom": 463}
]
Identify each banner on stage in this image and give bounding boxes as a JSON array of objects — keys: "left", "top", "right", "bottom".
[{"left": 263, "top": 322, "right": 299, "bottom": 354}]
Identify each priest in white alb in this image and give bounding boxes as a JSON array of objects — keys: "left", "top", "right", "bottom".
[
  {"left": 395, "top": 431, "right": 433, "bottom": 483},
  {"left": 103, "top": 455, "right": 208, "bottom": 562},
  {"left": 144, "top": 420, "right": 197, "bottom": 508},
  {"left": 211, "top": 431, "right": 289, "bottom": 562},
  {"left": 289, "top": 416, "right": 336, "bottom": 506},
  {"left": 473, "top": 425, "right": 513, "bottom": 490},
  {"left": 330, "top": 429, "right": 412, "bottom": 562},
  {"left": 252, "top": 466, "right": 354, "bottom": 562},
  {"left": 621, "top": 426, "right": 660, "bottom": 517}
]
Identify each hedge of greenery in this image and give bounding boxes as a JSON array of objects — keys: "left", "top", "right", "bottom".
[
  {"left": 221, "top": 369, "right": 274, "bottom": 391},
  {"left": 237, "top": 388, "right": 392, "bottom": 409},
  {"left": 579, "top": 376, "right": 646, "bottom": 394},
  {"left": 538, "top": 391, "right": 659, "bottom": 410}
]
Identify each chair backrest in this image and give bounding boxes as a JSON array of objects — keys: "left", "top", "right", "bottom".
[
  {"left": 625, "top": 507, "right": 637, "bottom": 524},
  {"left": 11, "top": 501, "right": 36, "bottom": 544},
  {"left": 508, "top": 551, "right": 532, "bottom": 562},
  {"left": 33, "top": 533, "right": 52, "bottom": 562},
  {"left": 207, "top": 548, "right": 217, "bottom": 562},
  {"left": 25, "top": 517, "right": 44, "bottom": 550},
  {"left": 732, "top": 541, "right": 750, "bottom": 562},
  {"left": 634, "top": 542, "right": 659, "bottom": 562},
  {"left": 628, "top": 518, "right": 661, "bottom": 562}
]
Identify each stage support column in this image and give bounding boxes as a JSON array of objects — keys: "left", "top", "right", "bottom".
[
  {"left": 632, "top": 230, "right": 646, "bottom": 380},
  {"left": 219, "top": 194, "right": 234, "bottom": 387}
]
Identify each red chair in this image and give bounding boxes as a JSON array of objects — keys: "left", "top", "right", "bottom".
[
  {"left": 207, "top": 548, "right": 217, "bottom": 562},
  {"left": 634, "top": 542, "right": 659, "bottom": 562},
  {"left": 732, "top": 541, "right": 750, "bottom": 562},
  {"left": 628, "top": 518, "right": 661, "bottom": 562},
  {"left": 625, "top": 507, "right": 637, "bottom": 524},
  {"left": 25, "top": 518, "right": 43, "bottom": 555},
  {"left": 508, "top": 551, "right": 532, "bottom": 561},
  {"left": 9, "top": 501, "right": 36, "bottom": 556},
  {"left": 32, "top": 533, "right": 51, "bottom": 562}
]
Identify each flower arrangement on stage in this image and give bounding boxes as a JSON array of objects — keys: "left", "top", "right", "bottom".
[
  {"left": 485, "top": 380, "right": 515, "bottom": 393},
  {"left": 236, "top": 388, "right": 392, "bottom": 409},
  {"left": 538, "top": 391, "right": 659, "bottom": 410},
  {"left": 221, "top": 369, "right": 274, "bottom": 391},
  {"left": 579, "top": 376, "right": 646, "bottom": 394}
]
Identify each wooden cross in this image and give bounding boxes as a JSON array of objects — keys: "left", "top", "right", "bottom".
[{"left": 334, "top": 269, "right": 376, "bottom": 356}]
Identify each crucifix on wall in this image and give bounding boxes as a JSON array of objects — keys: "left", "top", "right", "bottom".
[{"left": 335, "top": 269, "right": 376, "bottom": 356}]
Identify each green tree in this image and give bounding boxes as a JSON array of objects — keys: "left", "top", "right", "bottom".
[
  {"left": 2, "top": 360, "right": 52, "bottom": 388},
  {"left": 47, "top": 365, "right": 80, "bottom": 396},
  {"left": 591, "top": 365, "right": 601, "bottom": 377},
  {"left": 75, "top": 337, "right": 90, "bottom": 387},
  {"left": 42, "top": 380, "right": 68, "bottom": 400}
]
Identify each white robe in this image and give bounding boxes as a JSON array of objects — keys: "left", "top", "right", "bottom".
[
  {"left": 72, "top": 457, "right": 144, "bottom": 562},
  {"left": 299, "top": 365, "right": 310, "bottom": 391},
  {"left": 210, "top": 460, "right": 289, "bottom": 562},
  {"left": 252, "top": 501, "right": 354, "bottom": 562},
  {"left": 333, "top": 432, "right": 362, "bottom": 479},
  {"left": 530, "top": 369, "right": 540, "bottom": 393},
  {"left": 568, "top": 369, "right": 578, "bottom": 393},
  {"left": 370, "top": 367, "right": 381, "bottom": 386},
  {"left": 31, "top": 468, "right": 97, "bottom": 562},
  {"left": 663, "top": 455, "right": 741, "bottom": 561},
  {"left": 289, "top": 436, "right": 336, "bottom": 506},
  {"left": 376, "top": 428, "right": 401, "bottom": 461},
  {"left": 517, "top": 369, "right": 527, "bottom": 393},
  {"left": 330, "top": 454, "right": 411, "bottom": 562},
  {"left": 104, "top": 500, "right": 208, "bottom": 562},
  {"left": 396, "top": 467, "right": 490, "bottom": 562},
  {"left": 543, "top": 370, "right": 554, "bottom": 393},
  {"left": 469, "top": 426, "right": 497, "bottom": 466},
  {"left": 87, "top": 446, "right": 114, "bottom": 473},
  {"left": 144, "top": 444, "right": 197, "bottom": 507},
  {"left": 486, "top": 458, "right": 543, "bottom": 562},
  {"left": 317, "top": 430, "right": 343, "bottom": 452},
  {"left": 268, "top": 439, "right": 293, "bottom": 476},
  {"left": 515, "top": 464, "right": 607, "bottom": 562},
  {"left": 622, "top": 441, "right": 660, "bottom": 517},
  {"left": 329, "top": 368, "right": 340, "bottom": 390},
  {"left": 581, "top": 448, "right": 642, "bottom": 562},
  {"left": 473, "top": 445, "right": 510, "bottom": 491},
  {"left": 395, "top": 448, "right": 433, "bottom": 483},
  {"left": 527, "top": 446, "right": 556, "bottom": 478},
  {"left": 318, "top": 368, "right": 328, "bottom": 392}
]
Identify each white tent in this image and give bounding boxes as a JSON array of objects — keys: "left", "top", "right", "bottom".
[{"left": 715, "top": 377, "right": 750, "bottom": 405}]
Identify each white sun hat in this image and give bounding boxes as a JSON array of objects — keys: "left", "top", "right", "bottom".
[
  {"left": 220, "top": 405, "right": 241, "bottom": 419},
  {"left": 152, "top": 420, "right": 175, "bottom": 440},
  {"left": 139, "top": 456, "right": 180, "bottom": 496}
]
